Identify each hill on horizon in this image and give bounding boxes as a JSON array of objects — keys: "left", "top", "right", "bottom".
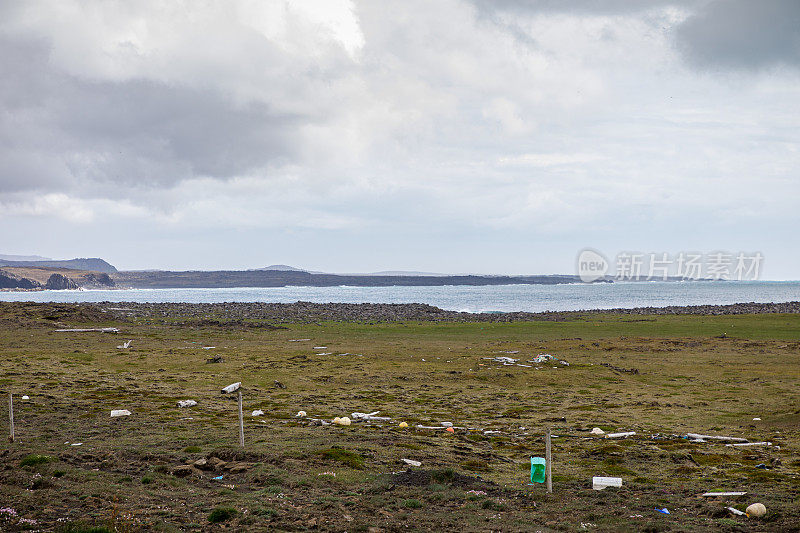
[{"left": 0, "top": 257, "right": 117, "bottom": 273}]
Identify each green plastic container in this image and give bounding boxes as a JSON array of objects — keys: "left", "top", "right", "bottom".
[{"left": 530, "top": 457, "right": 546, "bottom": 483}]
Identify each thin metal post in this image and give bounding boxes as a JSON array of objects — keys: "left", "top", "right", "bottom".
[
  {"left": 8, "top": 393, "right": 14, "bottom": 443},
  {"left": 237, "top": 390, "right": 244, "bottom": 447},
  {"left": 545, "top": 427, "right": 552, "bottom": 493}
]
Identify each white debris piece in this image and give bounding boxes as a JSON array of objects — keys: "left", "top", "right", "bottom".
[
  {"left": 440, "top": 422, "right": 453, "bottom": 427},
  {"left": 333, "top": 416, "right": 351, "bottom": 426},
  {"left": 530, "top": 354, "right": 556, "bottom": 364},
  {"left": 593, "top": 477, "right": 622, "bottom": 490},
  {"left": 605, "top": 431, "right": 636, "bottom": 439},
  {"left": 56, "top": 327, "right": 119, "bottom": 333},
  {"left": 221, "top": 382, "right": 241, "bottom": 394},
  {"left": 590, "top": 427, "right": 605, "bottom": 435},
  {"left": 177, "top": 400, "right": 197, "bottom": 408},
  {"left": 110, "top": 409, "right": 131, "bottom": 417},
  {"left": 702, "top": 491, "right": 747, "bottom": 497},
  {"left": 726, "top": 442, "right": 772, "bottom": 447},
  {"left": 401, "top": 459, "right": 422, "bottom": 467},
  {"left": 252, "top": 410, "right": 265, "bottom": 417},
  {"left": 313, "top": 346, "right": 327, "bottom": 349},
  {"left": 351, "top": 411, "right": 390, "bottom": 422},
  {"left": 493, "top": 356, "right": 518, "bottom": 365},
  {"left": 752, "top": 417, "right": 761, "bottom": 421},
  {"left": 21, "top": 395, "right": 29, "bottom": 400},
  {"left": 116, "top": 340, "right": 133, "bottom": 349},
  {"left": 296, "top": 411, "right": 307, "bottom": 418},
  {"left": 686, "top": 433, "right": 747, "bottom": 442},
  {"left": 727, "top": 507, "right": 746, "bottom": 516}
]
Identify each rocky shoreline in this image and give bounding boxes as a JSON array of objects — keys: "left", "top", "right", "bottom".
[{"left": 80, "top": 300, "right": 800, "bottom": 324}]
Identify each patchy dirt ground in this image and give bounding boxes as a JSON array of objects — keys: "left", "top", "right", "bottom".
[{"left": 0, "top": 301, "right": 798, "bottom": 531}]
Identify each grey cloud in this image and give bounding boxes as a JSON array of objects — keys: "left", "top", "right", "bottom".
[
  {"left": 469, "top": 0, "right": 695, "bottom": 16},
  {"left": 675, "top": 0, "right": 800, "bottom": 70},
  {"left": 0, "top": 36, "right": 307, "bottom": 195}
]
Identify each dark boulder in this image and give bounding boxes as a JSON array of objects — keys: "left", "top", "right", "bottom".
[
  {"left": 0, "top": 270, "right": 41, "bottom": 289},
  {"left": 79, "top": 272, "right": 115, "bottom": 287},
  {"left": 45, "top": 273, "right": 78, "bottom": 290}
]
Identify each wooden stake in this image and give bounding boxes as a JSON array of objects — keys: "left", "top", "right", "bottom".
[
  {"left": 237, "top": 390, "right": 244, "bottom": 447},
  {"left": 8, "top": 393, "right": 14, "bottom": 443},
  {"left": 545, "top": 427, "right": 552, "bottom": 493}
]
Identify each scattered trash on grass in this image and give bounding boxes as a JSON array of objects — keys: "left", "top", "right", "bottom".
[
  {"left": 313, "top": 346, "right": 327, "bottom": 350},
  {"left": 445, "top": 427, "right": 454, "bottom": 433},
  {"left": 398, "top": 422, "right": 408, "bottom": 428},
  {"left": 401, "top": 459, "right": 421, "bottom": 467},
  {"left": 296, "top": 411, "right": 307, "bottom": 418},
  {"left": 333, "top": 417, "right": 351, "bottom": 426},
  {"left": 686, "top": 433, "right": 747, "bottom": 443},
  {"left": 251, "top": 410, "right": 264, "bottom": 417},
  {"left": 746, "top": 503, "right": 766, "bottom": 517},
  {"left": 21, "top": 395, "right": 29, "bottom": 400},
  {"left": 530, "top": 457, "right": 546, "bottom": 483},
  {"left": 590, "top": 427, "right": 605, "bottom": 435},
  {"left": 752, "top": 417, "right": 761, "bottom": 421},
  {"left": 221, "top": 382, "right": 241, "bottom": 394},
  {"left": 177, "top": 400, "right": 197, "bottom": 408},
  {"left": 702, "top": 491, "right": 747, "bottom": 497},
  {"left": 351, "top": 411, "right": 391, "bottom": 422},
  {"left": 727, "top": 507, "right": 745, "bottom": 516},
  {"left": 55, "top": 327, "right": 119, "bottom": 333},
  {"left": 655, "top": 508, "right": 670, "bottom": 515},
  {"left": 110, "top": 409, "right": 131, "bottom": 417},
  {"left": 726, "top": 441, "right": 771, "bottom": 447},
  {"left": 441, "top": 422, "right": 453, "bottom": 427},
  {"left": 592, "top": 477, "right": 622, "bottom": 490},
  {"left": 116, "top": 340, "right": 133, "bottom": 349},
  {"left": 605, "top": 431, "right": 635, "bottom": 439},
  {"left": 466, "top": 490, "right": 487, "bottom": 496},
  {"left": 288, "top": 339, "right": 311, "bottom": 342},
  {"left": 212, "top": 475, "right": 223, "bottom": 480},
  {"left": 317, "top": 471, "right": 336, "bottom": 477}
]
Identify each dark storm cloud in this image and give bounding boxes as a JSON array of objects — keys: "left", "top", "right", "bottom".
[
  {"left": 675, "top": 0, "right": 800, "bottom": 70},
  {"left": 0, "top": 36, "right": 304, "bottom": 194}
]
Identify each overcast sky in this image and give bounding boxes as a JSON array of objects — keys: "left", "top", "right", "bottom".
[{"left": 1, "top": 0, "right": 798, "bottom": 278}]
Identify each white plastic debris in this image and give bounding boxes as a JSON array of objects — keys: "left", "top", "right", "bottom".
[
  {"left": 726, "top": 442, "right": 772, "bottom": 447},
  {"left": 752, "top": 417, "right": 761, "bottom": 421},
  {"left": 530, "top": 354, "right": 556, "bottom": 363},
  {"left": 593, "top": 477, "right": 622, "bottom": 490},
  {"left": 746, "top": 503, "right": 767, "bottom": 518},
  {"left": 177, "top": 400, "right": 197, "bottom": 408},
  {"left": 402, "top": 459, "right": 422, "bottom": 467},
  {"left": 110, "top": 409, "right": 131, "bottom": 417},
  {"left": 686, "top": 433, "right": 747, "bottom": 442},
  {"left": 351, "top": 411, "right": 390, "bottom": 422},
  {"left": 590, "top": 427, "right": 605, "bottom": 435},
  {"left": 116, "top": 340, "right": 133, "bottom": 349},
  {"left": 221, "top": 382, "right": 241, "bottom": 394},
  {"left": 605, "top": 431, "right": 636, "bottom": 439},
  {"left": 440, "top": 422, "right": 454, "bottom": 427},
  {"left": 56, "top": 327, "right": 119, "bottom": 333},
  {"left": 296, "top": 411, "right": 307, "bottom": 418},
  {"left": 21, "top": 395, "right": 29, "bottom": 400},
  {"left": 727, "top": 507, "right": 745, "bottom": 516},
  {"left": 333, "top": 416, "right": 351, "bottom": 426},
  {"left": 702, "top": 492, "right": 747, "bottom": 497},
  {"left": 252, "top": 410, "right": 264, "bottom": 417}
]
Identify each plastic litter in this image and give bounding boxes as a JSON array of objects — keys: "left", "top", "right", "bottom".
[
  {"left": 398, "top": 422, "right": 408, "bottom": 428},
  {"left": 333, "top": 417, "right": 351, "bottom": 426},
  {"left": 351, "top": 411, "right": 390, "bottom": 422},
  {"left": 686, "top": 433, "right": 747, "bottom": 443},
  {"left": 752, "top": 417, "right": 761, "bottom": 421},
  {"left": 56, "top": 327, "right": 119, "bottom": 333},
  {"left": 110, "top": 409, "right": 131, "bottom": 417},
  {"left": 252, "top": 410, "right": 264, "bottom": 417},
  {"left": 445, "top": 427, "right": 454, "bottom": 433},
  {"left": 726, "top": 442, "right": 771, "bottom": 447},
  {"left": 605, "top": 431, "right": 636, "bottom": 439},
  {"left": 746, "top": 503, "right": 766, "bottom": 518},
  {"left": 727, "top": 507, "right": 745, "bottom": 516},
  {"left": 212, "top": 475, "right": 223, "bottom": 480},
  {"left": 702, "top": 491, "right": 747, "bottom": 497},
  {"left": 401, "top": 459, "right": 421, "bottom": 467},
  {"left": 116, "top": 340, "right": 133, "bottom": 349},
  {"left": 21, "top": 395, "right": 29, "bottom": 400},
  {"left": 296, "top": 411, "right": 307, "bottom": 418},
  {"left": 441, "top": 422, "right": 453, "bottom": 427},
  {"left": 221, "top": 382, "right": 241, "bottom": 394},
  {"left": 590, "top": 427, "right": 605, "bottom": 435},
  {"left": 530, "top": 457, "right": 546, "bottom": 483},
  {"left": 592, "top": 477, "right": 622, "bottom": 490},
  {"left": 177, "top": 400, "right": 197, "bottom": 408},
  {"left": 655, "top": 508, "right": 670, "bottom": 515}
]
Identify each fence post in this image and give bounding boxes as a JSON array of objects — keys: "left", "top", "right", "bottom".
[
  {"left": 237, "top": 390, "right": 244, "bottom": 447},
  {"left": 545, "top": 427, "right": 552, "bottom": 493},
  {"left": 8, "top": 393, "right": 14, "bottom": 443}
]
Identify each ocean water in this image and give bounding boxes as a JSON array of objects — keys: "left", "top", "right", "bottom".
[{"left": 2, "top": 281, "right": 799, "bottom": 313}]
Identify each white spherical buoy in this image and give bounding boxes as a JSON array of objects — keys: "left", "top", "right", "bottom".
[{"left": 746, "top": 503, "right": 766, "bottom": 518}]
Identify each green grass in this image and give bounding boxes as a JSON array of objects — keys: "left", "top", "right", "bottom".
[
  {"left": 208, "top": 507, "right": 237, "bottom": 523},
  {"left": 20, "top": 454, "right": 55, "bottom": 467}
]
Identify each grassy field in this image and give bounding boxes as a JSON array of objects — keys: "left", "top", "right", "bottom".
[{"left": 0, "top": 302, "right": 799, "bottom": 531}]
